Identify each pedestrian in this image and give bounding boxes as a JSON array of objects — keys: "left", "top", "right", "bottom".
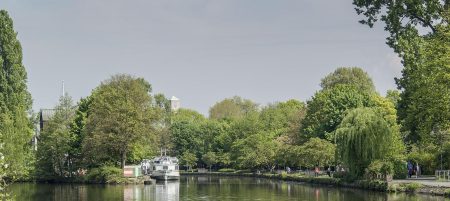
[
  {"left": 415, "top": 163, "right": 420, "bottom": 178},
  {"left": 314, "top": 166, "right": 319, "bottom": 177},
  {"left": 407, "top": 161, "right": 413, "bottom": 178},
  {"left": 326, "top": 167, "right": 331, "bottom": 177}
]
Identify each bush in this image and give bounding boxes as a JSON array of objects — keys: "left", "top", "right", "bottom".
[
  {"left": 393, "top": 160, "right": 407, "bottom": 179},
  {"left": 366, "top": 160, "right": 393, "bottom": 180},
  {"left": 218, "top": 168, "right": 236, "bottom": 173},
  {"left": 85, "top": 166, "right": 126, "bottom": 184},
  {"left": 404, "top": 182, "right": 422, "bottom": 192}
]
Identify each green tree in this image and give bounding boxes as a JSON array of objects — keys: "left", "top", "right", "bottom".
[
  {"left": 82, "top": 74, "right": 158, "bottom": 168},
  {"left": 231, "top": 133, "right": 279, "bottom": 171},
  {"left": 396, "top": 26, "right": 450, "bottom": 144},
  {"left": 181, "top": 151, "right": 197, "bottom": 172},
  {"left": 209, "top": 96, "right": 258, "bottom": 120},
  {"left": 335, "top": 107, "right": 396, "bottom": 178},
  {"left": 202, "top": 151, "right": 217, "bottom": 171},
  {"left": 259, "top": 100, "right": 305, "bottom": 139},
  {"left": 298, "top": 138, "right": 335, "bottom": 168},
  {"left": 301, "top": 85, "right": 374, "bottom": 140},
  {"left": 35, "top": 94, "right": 75, "bottom": 179},
  {"left": 68, "top": 96, "right": 92, "bottom": 175},
  {"left": 353, "top": 0, "right": 449, "bottom": 149},
  {"left": 352, "top": 0, "right": 447, "bottom": 49},
  {"left": 0, "top": 10, "right": 33, "bottom": 179},
  {"left": 385, "top": 90, "right": 401, "bottom": 107},
  {"left": 320, "top": 67, "right": 375, "bottom": 92}
]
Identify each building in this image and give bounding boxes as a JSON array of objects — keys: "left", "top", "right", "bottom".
[
  {"left": 32, "top": 109, "right": 56, "bottom": 151},
  {"left": 170, "top": 96, "right": 180, "bottom": 112}
]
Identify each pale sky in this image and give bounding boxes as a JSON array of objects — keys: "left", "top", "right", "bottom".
[{"left": 1, "top": 0, "right": 402, "bottom": 115}]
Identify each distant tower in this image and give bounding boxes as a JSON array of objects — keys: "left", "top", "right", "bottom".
[
  {"left": 62, "top": 80, "right": 65, "bottom": 96},
  {"left": 170, "top": 96, "right": 180, "bottom": 112}
]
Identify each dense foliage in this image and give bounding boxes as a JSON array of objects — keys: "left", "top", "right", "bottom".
[
  {"left": 0, "top": 10, "right": 33, "bottom": 179},
  {"left": 82, "top": 75, "right": 158, "bottom": 168},
  {"left": 353, "top": 0, "right": 449, "bottom": 173}
]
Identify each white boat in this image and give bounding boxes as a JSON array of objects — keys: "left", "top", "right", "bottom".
[{"left": 148, "top": 156, "right": 180, "bottom": 180}]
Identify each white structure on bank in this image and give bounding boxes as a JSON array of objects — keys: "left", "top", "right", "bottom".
[{"left": 170, "top": 96, "right": 180, "bottom": 112}]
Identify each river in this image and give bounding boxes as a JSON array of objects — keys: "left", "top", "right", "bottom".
[{"left": 10, "top": 176, "right": 449, "bottom": 201}]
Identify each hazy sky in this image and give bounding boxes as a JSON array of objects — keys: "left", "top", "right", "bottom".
[{"left": 1, "top": 0, "right": 402, "bottom": 115}]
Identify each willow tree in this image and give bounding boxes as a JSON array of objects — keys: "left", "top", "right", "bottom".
[
  {"left": 0, "top": 10, "right": 33, "bottom": 178},
  {"left": 335, "top": 107, "right": 394, "bottom": 178}
]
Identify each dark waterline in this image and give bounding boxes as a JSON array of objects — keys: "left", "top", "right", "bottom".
[{"left": 10, "top": 176, "right": 450, "bottom": 201}]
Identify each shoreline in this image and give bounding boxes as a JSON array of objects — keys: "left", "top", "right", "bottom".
[{"left": 180, "top": 171, "right": 450, "bottom": 197}]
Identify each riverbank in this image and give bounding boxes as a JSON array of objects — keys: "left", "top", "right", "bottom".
[{"left": 181, "top": 171, "right": 450, "bottom": 197}]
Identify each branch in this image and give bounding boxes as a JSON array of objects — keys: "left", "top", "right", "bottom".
[{"left": 411, "top": 13, "right": 437, "bottom": 33}]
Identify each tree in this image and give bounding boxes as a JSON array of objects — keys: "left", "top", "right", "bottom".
[
  {"left": 352, "top": 0, "right": 447, "bottom": 49},
  {"left": 209, "top": 96, "right": 258, "bottom": 120},
  {"left": 396, "top": 26, "right": 450, "bottom": 144},
  {"left": 202, "top": 152, "right": 217, "bottom": 171},
  {"left": 35, "top": 94, "right": 75, "bottom": 179},
  {"left": 335, "top": 107, "right": 396, "bottom": 178},
  {"left": 385, "top": 90, "right": 401, "bottom": 107},
  {"left": 82, "top": 74, "right": 158, "bottom": 168},
  {"left": 259, "top": 99, "right": 305, "bottom": 139},
  {"left": 301, "top": 85, "right": 374, "bottom": 140},
  {"left": 68, "top": 96, "right": 92, "bottom": 175},
  {"left": 0, "top": 10, "right": 33, "bottom": 178},
  {"left": 298, "top": 138, "right": 335, "bottom": 168},
  {"left": 181, "top": 151, "right": 197, "bottom": 172},
  {"left": 320, "top": 67, "right": 376, "bottom": 92},
  {"left": 353, "top": 0, "right": 450, "bottom": 148},
  {"left": 231, "top": 132, "right": 279, "bottom": 171}
]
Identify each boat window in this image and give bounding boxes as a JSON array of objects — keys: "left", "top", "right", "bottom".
[{"left": 163, "top": 166, "right": 168, "bottom": 170}]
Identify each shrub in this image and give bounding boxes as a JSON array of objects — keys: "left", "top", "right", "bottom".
[
  {"left": 393, "top": 160, "right": 407, "bottom": 179},
  {"left": 85, "top": 166, "right": 126, "bottom": 184},
  {"left": 404, "top": 182, "right": 422, "bottom": 192},
  {"left": 366, "top": 160, "right": 393, "bottom": 180},
  {"left": 218, "top": 168, "right": 236, "bottom": 173}
]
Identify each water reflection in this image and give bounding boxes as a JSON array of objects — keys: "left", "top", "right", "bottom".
[
  {"left": 123, "top": 181, "right": 179, "bottom": 201},
  {"left": 9, "top": 176, "right": 450, "bottom": 201}
]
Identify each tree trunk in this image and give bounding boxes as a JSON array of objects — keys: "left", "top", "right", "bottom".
[{"left": 121, "top": 152, "right": 126, "bottom": 169}]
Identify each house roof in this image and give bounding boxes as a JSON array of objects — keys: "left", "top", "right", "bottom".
[{"left": 40, "top": 109, "right": 56, "bottom": 121}]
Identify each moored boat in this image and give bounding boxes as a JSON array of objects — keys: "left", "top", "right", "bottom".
[{"left": 148, "top": 155, "right": 180, "bottom": 180}]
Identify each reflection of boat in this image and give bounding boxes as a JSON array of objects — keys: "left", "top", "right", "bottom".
[
  {"left": 154, "top": 181, "right": 179, "bottom": 201},
  {"left": 149, "top": 155, "right": 180, "bottom": 180},
  {"left": 123, "top": 180, "right": 179, "bottom": 201}
]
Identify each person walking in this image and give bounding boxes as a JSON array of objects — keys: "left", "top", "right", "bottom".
[
  {"left": 415, "top": 163, "right": 420, "bottom": 178},
  {"left": 314, "top": 166, "right": 319, "bottom": 177},
  {"left": 407, "top": 161, "right": 413, "bottom": 178}
]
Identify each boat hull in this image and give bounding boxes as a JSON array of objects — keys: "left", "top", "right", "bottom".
[{"left": 151, "top": 171, "right": 180, "bottom": 180}]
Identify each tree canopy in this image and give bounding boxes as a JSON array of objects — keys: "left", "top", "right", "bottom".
[
  {"left": 82, "top": 74, "right": 158, "bottom": 168},
  {"left": 320, "top": 67, "right": 376, "bottom": 92},
  {"left": 0, "top": 10, "right": 33, "bottom": 178},
  {"left": 209, "top": 96, "right": 258, "bottom": 120},
  {"left": 336, "top": 107, "right": 396, "bottom": 178}
]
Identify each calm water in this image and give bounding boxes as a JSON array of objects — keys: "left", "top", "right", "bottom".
[{"left": 10, "top": 176, "right": 450, "bottom": 201}]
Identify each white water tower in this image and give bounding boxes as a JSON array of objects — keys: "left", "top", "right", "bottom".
[{"left": 170, "top": 96, "right": 180, "bottom": 112}]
